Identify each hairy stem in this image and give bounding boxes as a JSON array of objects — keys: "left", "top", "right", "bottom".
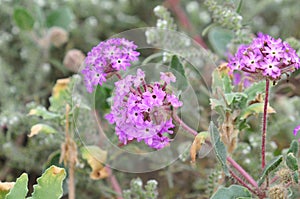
[
  {"left": 107, "top": 167, "right": 123, "bottom": 199},
  {"left": 172, "top": 109, "right": 198, "bottom": 136},
  {"left": 164, "top": 0, "right": 208, "bottom": 49},
  {"left": 229, "top": 170, "right": 259, "bottom": 196},
  {"left": 262, "top": 78, "right": 270, "bottom": 169},
  {"left": 227, "top": 156, "right": 258, "bottom": 188}
]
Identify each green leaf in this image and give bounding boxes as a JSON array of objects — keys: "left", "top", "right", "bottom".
[
  {"left": 170, "top": 55, "right": 188, "bottom": 91},
  {"left": 13, "top": 7, "right": 35, "bottom": 30},
  {"left": 212, "top": 67, "right": 233, "bottom": 94},
  {"left": 28, "top": 124, "right": 57, "bottom": 137},
  {"left": 94, "top": 85, "right": 112, "bottom": 111},
  {"left": 224, "top": 92, "right": 247, "bottom": 105},
  {"left": 244, "top": 81, "right": 265, "bottom": 103},
  {"left": 28, "top": 106, "right": 60, "bottom": 120},
  {"left": 293, "top": 172, "right": 299, "bottom": 183},
  {"left": 240, "top": 103, "right": 276, "bottom": 120},
  {"left": 208, "top": 27, "right": 234, "bottom": 57},
  {"left": 258, "top": 155, "right": 283, "bottom": 186},
  {"left": 31, "top": 166, "right": 66, "bottom": 199},
  {"left": 211, "top": 185, "right": 252, "bottom": 199},
  {"left": 46, "top": 7, "right": 74, "bottom": 29},
  {"left": 209, "top": 121, "right": 229, "bottom": 176},
  {"left": 287, "top": 140, "right": 299, "bottom": 157},
  {"left": 5, "top": 173, "right": 28, "bottom": 199},
  {"left": 286, "top": 153, "right": 298, "bottom": 171}
]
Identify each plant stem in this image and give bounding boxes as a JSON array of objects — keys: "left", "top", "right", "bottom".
[
  {"left": 164, "top": 0, "right": 208, "bottom": 49},
  {"left": 172, "top": 109, "right": 198, "bottom": 136},
  {"left": 262, "top": 78, "right": 270, "bottom": 169},
  {"left": 229, "top": 170, "right": 258, "bottom": 196},
  {"left": 227, "top": 156, "right": 258, "bottom": 188},
  {"left": 107, "top": 167, "right": 123, "bottom": 199}
]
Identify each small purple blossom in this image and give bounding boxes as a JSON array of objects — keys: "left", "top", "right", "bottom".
[
  {"left": 293, "top": 125, "right": 300, "bottom": 142},
  {"left": 82, "top": 38, "right": 140, "bottom": 92},
  {"left": 228, "top": 33, "right": 300, "bottom": 80},
  {"left": 293, "top": 125, "right": 300, "bottom": 136},
  {"left": 105, "top": 70, "right": 182, "bottom": 149}
]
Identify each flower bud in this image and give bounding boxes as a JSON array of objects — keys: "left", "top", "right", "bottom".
[
  {"left": 268, "top": 185, "right": 288, "bottom": 199},
  {"left": 63, "top": 49, "right": 85, "bottom": 72},
  {"left": 277, "top": 168, "right": 292, "bottom": 184},
  {"left": 48, "top": 27, "right": 69, "bottom": 47}
]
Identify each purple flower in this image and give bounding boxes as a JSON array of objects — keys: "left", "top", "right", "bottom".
[
  {"left": 228, "top": 33, "right": 300, "bottom": 80},
  {"left": 106, "top": 70, "right": 182, "bottom": 149},
  {"left": 294, "top": 125, "right": 300, "bottom": 136},
  {"left": 82, "top": 38, "right": 140, "bottom": 93}
]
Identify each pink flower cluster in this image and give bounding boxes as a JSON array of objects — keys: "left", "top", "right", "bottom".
[
  {"left": 228, "top": 33, "right": 300, "bottom": 80},
  {"left": 82, "top": 38, "right": 140, "bottom": 92},
  {"left": 105, "top": 69, "right": 182, "bottom": 149}
]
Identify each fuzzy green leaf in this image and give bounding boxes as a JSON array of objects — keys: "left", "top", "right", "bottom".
[
  {"left": 243, "top": 81, "right": 265, "bottom": 102},
  {"left": 287, "top": 140, "right": 299, "bottom": 157},
  {"left": 5, "top": 173, "right": 28, "bottom": 199},
  {"left": 13, "top": 7, "right": 35, "bottom": 30},
  {"left": 240, "top": 103, "right": 275, "bottom": 120},
  {"left": 46, "top": 7, "right": 74, "bottom": 29},
  {"left": 293, "top": 172, "right": 299, "bottom": 183},
  {"left": 286, "top": 153, "right": 298, "bottom": 171},
  {"left": 224, "top": 92, "right": 247, "bottom": 105},
  {"left": 94, "top": 85, "right": 112, "bottom": 111},
  {"left": 212, "top": 67, "right": 233, "bottom": 95},
  {"left": 28, "top": 106, "right": 60, "bottom": 120},
  {"left": 170, "top": 55, "right": 188, "bottom": 91},
  {"left": 258, "top": 155, "right": 283, "bottom": 186},
  {"left": 30, "top": 166, "right": 66, "bottom": 199},
  {"left": 208, "top": 27, "right": 234, "bottom": 57},
  {"left": 209, "top": 121, "right": 229, "bottom": 176},
  {"left": 211, "top": 185, "right": 252, "bottom": 199}
]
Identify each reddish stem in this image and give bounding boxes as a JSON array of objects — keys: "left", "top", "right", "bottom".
[
  {"left": 229, "top": 170, "right": 259, "bottom": 196},
  {"left": 262, "top": 79, "right": 270, "bottom": 169},
  {"left": 227, "top": 156, "right": 258, "bottom": 188},
  {"left": 164, "top": 0, "right": 208, "bottom": 49},
  {"left": 172, "top": 109, "right": 198, "bottom": 136},
  {"left": 107, "top": 167, "right": 123, "bottom": 199}
]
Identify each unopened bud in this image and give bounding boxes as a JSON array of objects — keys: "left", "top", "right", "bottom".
[
  {"left": 277, "top": 168, "right": 292, "bottom": 184},
  {"left": 63, "top": 49, "right": 85, "bottom": 72},
  {"left": 268, "top": 185, "right": 288, "bottom": 199},
  {"left": 48, "top": 27, "right": 69, "bottom": 47}
]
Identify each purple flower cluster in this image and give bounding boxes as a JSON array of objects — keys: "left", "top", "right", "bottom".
[
  {"left": 105, "top": 69, "right": 183, "bottom": 149},
  {"left": 82, "top": 38, "right": 140, "bottom": 92},
  {"left": 228, "top": 33, "right": 300, "bottom": 80}
]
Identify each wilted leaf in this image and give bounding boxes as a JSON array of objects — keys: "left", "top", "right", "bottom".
[
  {"left": 244, "top": 81, "right": 265, "bottom": 103},
  {"left": 240, "top": 103, "right": 276, "bottom": 120},
  {"left": 49, "top": 78, "right": 71, "bottom": 112},
  {"left": 81, "top": 146, "right": 108, "bottom": 180},
  {"left": 31, "top": 166, "right": 66, "bottom": 199},
  {"left": 209, "top": 121, "right": 229, "bottom": 176},
  {"left": 0, "top": 182, "right": 15, "bottom": 199},
  {"left": 258, "top": 155, "right": 283, "bottom": 186},
  {"left": 13, "top": 7, "right": 35, "bottom": 30},
  {"left": 5, "top": 173, "right": 28, "bottom": 199},
  {"left": 211, "top": 185, "right": 252, "bottom": 199},
  {"left": 190, "top": 132, "right": 209, "bottom": 163},
  {"left": 28, "top": 124, "right": 57, "bottom": 137}
]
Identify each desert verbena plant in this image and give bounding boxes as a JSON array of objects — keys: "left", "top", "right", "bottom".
[{"left": 80, "top": 18, "right": 300, "bottom": 199}]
